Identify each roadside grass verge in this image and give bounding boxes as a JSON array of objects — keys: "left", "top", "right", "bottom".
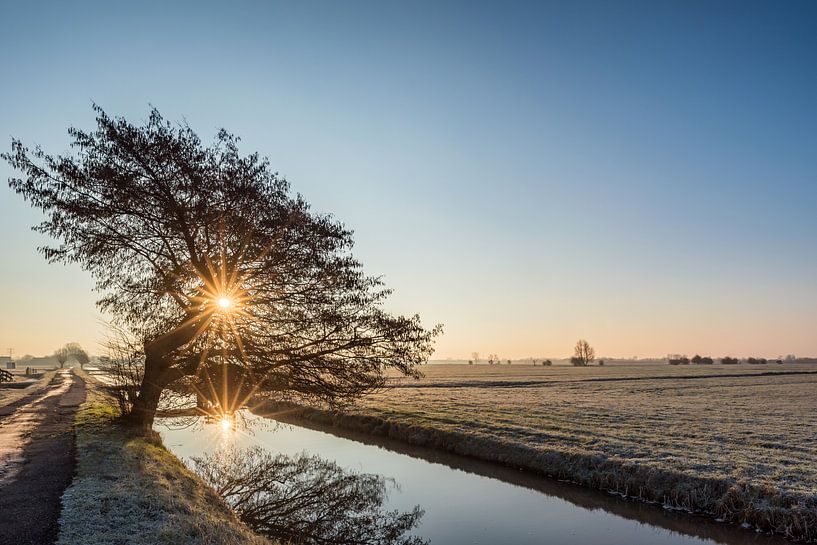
[{"left": 58, "top": 391, "right": 270, "bottom": 545}]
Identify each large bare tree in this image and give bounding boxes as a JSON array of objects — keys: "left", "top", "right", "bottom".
[
  {"left": 54, "top": 346, "right": 70, "bottom": 368},
  {"left": 571, "top": 339, "right": 595, "bottom": 366},
  {"left": 5, "top": 106, "right": 440, "bottom": 430}
]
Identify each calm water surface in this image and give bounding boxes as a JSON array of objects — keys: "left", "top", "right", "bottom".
[{"left": 157, "top": 411, "right": 791, "bottom": 545}]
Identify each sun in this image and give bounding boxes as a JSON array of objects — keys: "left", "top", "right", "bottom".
[
  {"left": 217, "top": 296, "right": 232, "bottom": 310},
  {"left": 220, "top": 415, "right": 233, "bottom": 431}
]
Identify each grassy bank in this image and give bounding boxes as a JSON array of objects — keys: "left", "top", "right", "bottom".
[
  {"left": 254, "top": 363, "right": 817, "bottom": 543},
  {"left": 58, "top": 390, "right": 270, "bottom": 545}
]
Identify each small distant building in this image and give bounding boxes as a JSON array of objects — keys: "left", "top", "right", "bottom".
[{"left": 0, "top": 356, "right": 14, "bottom": 369}]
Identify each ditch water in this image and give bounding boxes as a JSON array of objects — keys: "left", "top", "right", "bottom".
[{"left": 157, "top": 411, "right": 791, "bottom": 545}]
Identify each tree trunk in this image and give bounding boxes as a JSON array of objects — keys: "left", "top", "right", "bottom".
[
  {"left": 126, "top": 320, "right": 201, "bottom": 430},
  {"left": 127, "top": 355, "right": 169, "bottom": 431}
]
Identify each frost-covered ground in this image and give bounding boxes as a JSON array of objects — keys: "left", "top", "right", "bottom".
[
  {"left": 322, "top": 364, "right": 817, "bottom": 541},
  {"left": 366, "top": 364, "right": 817, "bottom": 496},
  {"left": 58, "top": 391, "right": 270, "bottom": 545},
  {"left": 0, "top": 370, "right": 58, "bottom": 410}
]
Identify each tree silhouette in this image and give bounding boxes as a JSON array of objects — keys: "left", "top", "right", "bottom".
[
  {"left": 571, "top": 339, "right": 595, "bottom": 366},
  {"left": 5, "top": 107, "right": 440, "bottom": 429},
  {"left": 54, "top": 347, "right": 70, "bottom": 368},
  {"left": 65, "top": 342, "right": 90, "bottom": 369}
]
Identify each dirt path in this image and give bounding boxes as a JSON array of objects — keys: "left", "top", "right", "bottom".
[{"left": 0, "top": 369, "right": 86, "bottom": 545}]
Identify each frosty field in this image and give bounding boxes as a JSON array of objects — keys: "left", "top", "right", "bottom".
[{"left": 272, "top": 363, "right": 817, "bottom": 541}]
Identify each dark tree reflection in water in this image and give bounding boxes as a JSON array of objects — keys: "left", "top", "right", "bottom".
[{"left": 192, "top": 446, "right": 428, "bottom": 545}]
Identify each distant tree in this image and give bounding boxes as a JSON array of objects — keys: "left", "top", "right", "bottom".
[
  {"left": 785, "top": 354, "right": 797, "bottom": 362},
  {"left": 5, "top": 106, "right": 440, "bottom": 430},
  {"left": 76, "top": 350, "right": 90, "bottom": 369},
  {"left": 598, "top": 359, "right": 604, "bottom": 366},
  {"left": 543, "top": 359, "right": 552, "bottom": 366},
  {"left": 65, "top": 342, "right": 90, "bottom": 369},
  {"left": 691, "top": 355, "right": 714, "bottom": 365},
  {"left": 468, "top": 360, "right": 474, "bottom": 365},
  {"left": 471, "top": 352, "right": 480, "bottom": 365},
  {"left": 54, "top": 347, "right": 69, "bottom": 368},
  {"left": 506, "top": 359, "right": 511, "bottom": 365},
  {"left": 721, "top": 356, "right": 739, "bottom": 365},
  {"left": 571, "top": 340, "right": 595, "bottom": 366}
]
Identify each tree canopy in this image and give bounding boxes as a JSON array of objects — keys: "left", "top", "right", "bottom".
[{"left": 5, "top": 106, "right": 440, "bottom": 427}]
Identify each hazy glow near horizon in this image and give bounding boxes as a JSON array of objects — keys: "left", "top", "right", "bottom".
[{"left": 1, "top": 2, "right": 816, "bottom": 359}]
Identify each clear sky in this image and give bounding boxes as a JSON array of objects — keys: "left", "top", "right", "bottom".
[{"left": 1, "top": 1, "right": 816, "bottom": 359}]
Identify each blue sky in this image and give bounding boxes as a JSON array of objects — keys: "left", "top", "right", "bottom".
[{"left": 1, "top": 1, "right": 816, "bottom": 358}]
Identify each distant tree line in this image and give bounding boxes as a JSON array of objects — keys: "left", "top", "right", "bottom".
[
  {"left": 53, "top": 342, "right": 90, "bottom": 369},
  {"left": 468, "top": 352, "right": 512, "bottom": 365},
  {"left": 467, "top": 344, "right": 800, "bottom": 368},
  {"left": 668, "top": 355, "right": 782, "bottom": 365}
]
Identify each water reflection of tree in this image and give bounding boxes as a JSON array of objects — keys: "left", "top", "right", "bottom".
[{"left": 192, "top": 447, "right": 427, "bottom": 545}]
